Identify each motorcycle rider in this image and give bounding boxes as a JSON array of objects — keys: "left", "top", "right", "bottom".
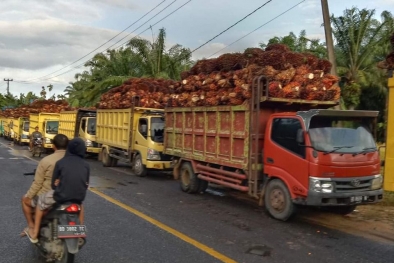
[
  {"left": 28, "top": 137, "right": 90, "bottom": 243},
  {"left": 29, "top": 126, "right": 43, "bottom": 152},
  {"left": 21, "top": 134, "right": 68, "bottom": 237}
]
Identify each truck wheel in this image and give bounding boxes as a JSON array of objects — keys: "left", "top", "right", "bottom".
[
  {"left": 180, "top": 162, "right": 199, "bottom": 194},
  {"left": 102, "top": 149, "right": 112, "bottom": 167},
  {"left": 326, "top": 205, "right": 356, "bottom": 215},
  {"left": 198, "top": 179, "right": 208, "bottom": 193},
  {"left": 111, "top": 158, "right": 118, "bottom": 167},
  {"left": 264, "top": 179, "right": 295, "bottom": 221},
  {"left": 133, "top": 154, "right": 147, "bottom": 177}
]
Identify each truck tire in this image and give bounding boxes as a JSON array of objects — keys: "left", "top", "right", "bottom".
[
  {"left": 180, "top": 162, "right": 199, "bottom": 194},
  {"left": 133, "top": 154, "right": 147, "bottom": 177},
  {"left": 111, "top": 158, "right": 118, "bottom": 167},
  {"left": 326, "top": 205, "right": 356, "bottom": 215},
  {"left": 198, "top": 179, "right": 208, "bottom": 193},
  {"left": 102, "top": 149, "right": 112, "bottom": 167},
  {"left": 264, "top": 179, "right": 295, "bottom": 221}
]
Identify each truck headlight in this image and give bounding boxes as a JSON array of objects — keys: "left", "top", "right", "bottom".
[
  {"left": 371, "top": 174, "right": 383, "bottom": 190},
  {"left": 309, "top": 178, "right": 334, "bottom": 193},
  {"left": 85, "top": 139, "right": 93, "bottom": 147},
  {"left": 45, "top": 137, "right": 52, "bottom": 144},
  {"left": 147, "top": 148, "right": 161, "bottom": 160}
]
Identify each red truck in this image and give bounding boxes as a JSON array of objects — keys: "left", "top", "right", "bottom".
[{"left": 164, "top": 76, "right": 383, "bottom": 221}]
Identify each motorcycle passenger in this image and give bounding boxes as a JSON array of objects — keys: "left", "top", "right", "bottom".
[
  {"left": 29, "top": 126, "right": 43, "bottom": 152},
  {"left": 28, "top": 137, "right": 90, "bottom": 243},
  {"left": 21, "top": 134, "right": 68, "bottom": 238}
]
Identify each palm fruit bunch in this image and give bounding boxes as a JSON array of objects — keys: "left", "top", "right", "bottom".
[
  {"left": 0, "top": 99, "right": 72, "bottom": 118},
  {"left": 98, "top": 43, "right": 342, "bottom": 109}
]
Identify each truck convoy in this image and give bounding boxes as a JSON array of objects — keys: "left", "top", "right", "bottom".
[
  {"left": 164, "top": 77, "right": 382, "bottom": 221},
  {"left": 96, "top": 98, "right": 171, "bottom": 177},
  {"left": 59, "top": 109, "right": 100, "bottom": 154},
  {"left": 29, "top": 113, "right": 60, "bottom": 151}
]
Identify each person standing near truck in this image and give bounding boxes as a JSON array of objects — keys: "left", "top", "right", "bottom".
[{"left": 29, "top": 126, "right": 43, "bottom": 152}]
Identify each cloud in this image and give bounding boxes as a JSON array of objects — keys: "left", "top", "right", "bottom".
[{"left": 0, "top": 18, "right": 125, "bottom": 70}]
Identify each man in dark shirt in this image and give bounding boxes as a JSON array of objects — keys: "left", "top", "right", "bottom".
[
  {"left": 28, "top": 137, "right": 90, "bottom": 242},
  {"left": 29, "top": 126, "right": 43, "bottom": 152}
]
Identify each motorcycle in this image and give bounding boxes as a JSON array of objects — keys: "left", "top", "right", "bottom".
[
  {"left": 24, "top": 171, "right": 87, "bottom": 263},
  {"left": 32, "top": 138, "right": 43, "bottom": 157}
]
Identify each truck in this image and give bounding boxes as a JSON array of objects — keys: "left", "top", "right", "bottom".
[
  {"left": 0, "top": 117, "right": 4, "bottom": 137},
  {"left": 29, "top": 113, "right": 60, "bottom": 151},
  {"left": 3, "top": 118, "right": 10, "bottom": 139},
  {"left": 164, "top": 76, "right": 383, "bottom": 221},
  {"left": 96, "top": 97, "right": 172, "bottom": 177},
  {"left": 59, "top": 109, "right": 101, "bottom": 154},
  {"left": 9, "top": 117, "right": 29, "bottom": 145}
]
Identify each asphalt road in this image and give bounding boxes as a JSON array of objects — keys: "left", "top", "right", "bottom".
[{"left": 0, "top": 138, "right": 393, "bottom": 263}]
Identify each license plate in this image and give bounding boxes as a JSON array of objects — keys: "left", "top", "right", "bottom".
[
  {"left": 58, "top": 225, "right": 87, "bottom": 238},
  {"left": 350, "top": 196, "right": 367, "bottom": 203}
]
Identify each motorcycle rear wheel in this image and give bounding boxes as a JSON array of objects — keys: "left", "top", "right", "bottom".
[{"left": 57, "top": 242, "right": 75, "bottom": 263}]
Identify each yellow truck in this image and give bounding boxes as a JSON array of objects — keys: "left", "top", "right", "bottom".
[
  {"left": 96, "top": 102, "right": 171, "bottom": 177},
  {"left": 3, "top": 118, "right": 10, "bottom": 139},
  {"left": 59, "top": 109, "right": 100, "bottom": 154},
  {"left": 9, "top": 117, "right": 29, "bottom": 145},
  {"left": 29, "top": 113, "right": 60, "bottom": 150},
  {"left": 0, "top": 116, "right": 5, "bottom": 137}
]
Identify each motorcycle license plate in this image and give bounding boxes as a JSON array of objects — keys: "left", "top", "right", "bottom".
[{"left": 58, "top": 225, "right": 87, "bottom": 238}]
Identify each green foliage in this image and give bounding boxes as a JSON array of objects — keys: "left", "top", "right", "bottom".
[
  {"left": 64, "top": 27, "right": 193, "bottom": 107},
  {"left": 259, "top": 30, "right": 328, "bottom": 58},
  {"left": 341, "top": 82, "right": 362, "bottom": 108}
]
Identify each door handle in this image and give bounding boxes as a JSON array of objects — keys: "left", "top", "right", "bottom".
[{"left": 267, "top": 157, "right": 274, "bottom": 164}]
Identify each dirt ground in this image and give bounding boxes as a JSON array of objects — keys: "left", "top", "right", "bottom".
[{"left": 301, "top": 193, "right": 394, "bottom": 244}]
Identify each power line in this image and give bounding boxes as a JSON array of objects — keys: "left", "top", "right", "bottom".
[
  {"left": 25, "top": 0, "right": 170, "bottom": 82},
  {"left": 190, "top": 0, "right": 273, "bottom": 54},
  {"left": 208, "top": 0, "right": 306, "bottom": 58},
  {"left": 38, "top": 0, "right": 193, "bottom": 82}
]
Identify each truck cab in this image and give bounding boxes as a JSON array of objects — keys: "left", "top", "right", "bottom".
[
  {"left": 263, "top": 109, "right": 382, "bottom": 218},
  {"left": 20, "top": 119, "right": 30, "bottom": 144},
  {"left": 29, "top": 113, "right": 60, "bottom": 150},
  {"left": 59, "top": 109, "right": 101, "bottom": 154}
]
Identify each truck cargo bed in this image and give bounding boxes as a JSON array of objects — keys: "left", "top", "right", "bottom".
[{"left": 164, "top": 104, "right": 250, "bottom": 170}]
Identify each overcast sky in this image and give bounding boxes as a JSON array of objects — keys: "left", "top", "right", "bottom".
[{"left": 0, "top": 0, "right": 392, "bottom": 98}]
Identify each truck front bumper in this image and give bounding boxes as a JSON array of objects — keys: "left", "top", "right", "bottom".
[
  {"left": 44, "top": 143, "right": 53, "bottom": 149},
  {"left": 86, "top": 147, "right": 101, "bottom": 154},
  {"left": 298, "top": 189, "right": 384, "bottom": 206},
  {"left": 146, "top": 161, "right": 172, "bottom": 170},
  {"left": 21, "top": 138, "right": 29, "bottom": 143}
]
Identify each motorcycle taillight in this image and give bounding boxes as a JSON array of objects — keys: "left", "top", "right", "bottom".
[{"left": 66, "top": 204, "right": 80, "bottom": 212}]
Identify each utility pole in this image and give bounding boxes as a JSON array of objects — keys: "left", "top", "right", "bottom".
[
  {"left": 321, "top": 0, "right": 337, "bottom": 76},
  {"left": 3, "top": 78, "right": 13, "bottom": 94}
]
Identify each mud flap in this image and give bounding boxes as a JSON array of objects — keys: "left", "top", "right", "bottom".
[{"left": 59, "top": 214, "right": 81, "bottom": 254}]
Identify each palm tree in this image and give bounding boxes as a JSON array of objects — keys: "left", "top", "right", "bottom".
[{"left": 332, "top": 8, "right": 393, "bottom": 88}]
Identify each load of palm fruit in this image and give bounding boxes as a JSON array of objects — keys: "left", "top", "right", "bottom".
[
  {"left": 377, "top": 32, "right": 394, "bottom": 70},
  {"left": 98, "top": 43, "right": 341, "bottom": 109},
  {"left": 0, "top": 99, "right": 72, "bottom": 118}
]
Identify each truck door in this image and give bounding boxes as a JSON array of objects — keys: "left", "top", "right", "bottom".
[
  {"left": 266, "top": 117, "right": 309, "bottom": 196},
  {"left": 134, "top": 118, "right": 149, "bottom": 162},
  {"left": 80, "top": 118, "right": 86, "bottom": 137}
]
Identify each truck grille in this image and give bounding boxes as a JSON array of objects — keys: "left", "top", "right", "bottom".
[{"left": 333, "top": 176, "right": 374, "bottom": 193}]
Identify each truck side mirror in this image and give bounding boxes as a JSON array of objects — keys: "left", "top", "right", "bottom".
[{"left": 296, "top": 129, "right": 305, "bottom": 144}]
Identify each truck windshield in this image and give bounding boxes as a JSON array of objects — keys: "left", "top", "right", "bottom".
[
  {"left": 150, "top": 117, "right": 164, "bottom": 143},
  {"left": 87, "top": 118, "right": 96, "bottom": 135},
  {"left": 46, "top": 121, "right": 59, "bottom": 134},
  {"left": 23, "top": 121, "right": 29, "bottom": 132},
  {"left": 309, "top": 116, "right": 376, "bottom": 154}
]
